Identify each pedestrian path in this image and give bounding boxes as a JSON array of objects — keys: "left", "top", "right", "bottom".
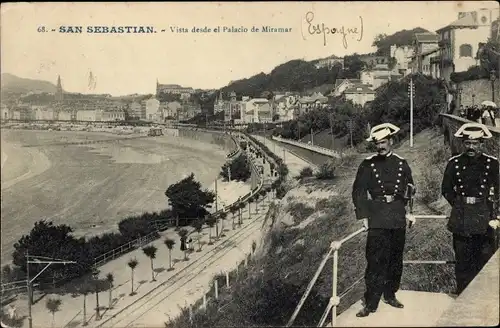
[
  {"left": 334, "top": 249, "right": 499, "bottom": 327},
  {"left": 335, "top": 291, "right": 454, "bottom": 327},
  {"left": 251, "top": 135, "right": 312, "bottom": 178}
]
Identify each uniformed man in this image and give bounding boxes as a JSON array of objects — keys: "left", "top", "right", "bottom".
[
  {"left": 352, "top": 123, "right": 416, "bottom": 318},
  {"left": 441, "top": 122, "right": 499, "bottom": 295}
]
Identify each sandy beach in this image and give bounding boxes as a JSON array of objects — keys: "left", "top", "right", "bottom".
[{"left": 0, "top": 129, "right": 236, "bottom": 264}]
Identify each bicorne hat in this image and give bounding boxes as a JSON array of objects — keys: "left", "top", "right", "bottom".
[
  {"left": 454, "top": 122, "right": 493, "bottom": 140},
  {"left": 366, "top": 123, "right": 400, "bottom": 142}
]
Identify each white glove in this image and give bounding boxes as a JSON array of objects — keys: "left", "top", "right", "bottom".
[
  {"left": 362, "top": 218, "right": 369, "bottom": 231},
  {"left": 330, "top": 241, "right": 342, "bottom": 251},
  {"left": 489, "top": 220, "right": 500, "bottom": 230},
  {"left": 406, "top": 213, "right": 416, "bottom": 227}
]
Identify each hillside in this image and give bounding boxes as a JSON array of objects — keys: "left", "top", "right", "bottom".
[
  {"left": 373, "top": 27, "right": 430, "bottom": 55},
  {"left": 1, "top": 73, "right": 60, "bottom": 95},
  {"left": 169, "top": 127, "right": 455, "bottom": 327}
]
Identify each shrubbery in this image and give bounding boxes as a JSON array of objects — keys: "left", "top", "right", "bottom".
[
  {"left": 315, "top": 161, "right": 336, "bottom": 180},
  {"left": 298, "top": 166, "right": 314, "bottom": 179},
  {"left": 220, "top": 153, "right": 251, "bottom": 182}
]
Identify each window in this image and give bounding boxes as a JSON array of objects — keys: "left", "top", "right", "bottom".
[{"left": 459, "top": 44, "right": 472, "bottom": 57}]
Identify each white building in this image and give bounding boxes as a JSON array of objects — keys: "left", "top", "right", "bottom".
[
  {"left": 145, "top": 98, "right": 160, "bottom": 121},
  {"left": 435, "top": 8, "right": 499, "bottom": 81},
  {"left": 343, "top": 84, "right": 376, "bottom": 107},
  {"left": 76, "top": 110, "right": 103, "bottom": 122},
  {"left": 390, "top": 45, "right": 414, "bottom": 75}
]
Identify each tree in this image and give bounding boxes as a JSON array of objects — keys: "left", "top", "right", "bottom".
[
  {"left": 91, "top": 267, "right": 101, "bottom": 321},
  {"left": 46, "top": 298, "right": 62, "bottom": 328},
  {"left": 12, "top": 220, "right": 90, "bottom": 279},
  {"left": 163, "top": 238, "right": 176, "bottom": 271},
  {"left": 165, "top": 173, "right": 216, "bottom": 220},
  {"left": 106, "top": 273, "right": 114, "bottom": 310},
  {"left": 220, "top": 154, "right": 251, "bottom": 182},
  {"left": 178, "top": 229, "right": 189, "bottom": 261},
  {"left": 238, "top": 202, "right": 246, "bottom": 226},
  {"left": 205, "top": 216, "right": 217, "bottom": 245},
  {"left": 248, "top": 196, "right": 253, "bottom": 218},
  {"left": 127, "top": 258, "right": 139, "bottom": 296},
  {"left": 74, "top": 280, "right": 92, "bottom": 326},
  {"left": 192, "top": 219, "right": 204, "bottom": 252},
  {"left": 219, "top": 212, "right": 228, "bottom": 237},
  {"left": 230, "top": 205, "right": 238, "bottom": 230},
  {"left": 142, "top": 245, "right": 158, "bottom": 282}
]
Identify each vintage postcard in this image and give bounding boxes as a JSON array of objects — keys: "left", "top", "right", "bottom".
[{"left": 1, "top": 2, "right": 499, "bottom": 328}]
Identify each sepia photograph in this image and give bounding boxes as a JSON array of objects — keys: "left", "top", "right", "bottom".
[{"left": 0, "top": 1, "right": 499, "bottom": 327}]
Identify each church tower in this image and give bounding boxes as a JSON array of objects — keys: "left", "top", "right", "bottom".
[{"left": 55, "top": 75, "right": 63, "bottom": 102}]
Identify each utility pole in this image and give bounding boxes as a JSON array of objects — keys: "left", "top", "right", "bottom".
[
  {"left": 349, "top": 119, "right": 353, "bottom": 148},
  {"left": 26, "top": 252, "right": 76, "bottom": 328},
  {"left": 329, "top": 114, "right": 334, "bottom": 150},
  {"left": 408, "top": 77, "right": 415, "bottom": 147}
]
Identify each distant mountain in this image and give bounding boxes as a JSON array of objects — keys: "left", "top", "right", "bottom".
[{"left": 1, "top": 73, "right": 60, "bottom": 94}]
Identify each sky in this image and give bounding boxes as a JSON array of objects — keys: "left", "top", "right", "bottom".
[{"left": 1, "top": 1, "right": 498, "bottom": 96}]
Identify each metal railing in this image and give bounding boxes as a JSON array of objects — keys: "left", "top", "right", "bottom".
[{"left": 287, "top": 214, "right": 453, "bottom": 327}]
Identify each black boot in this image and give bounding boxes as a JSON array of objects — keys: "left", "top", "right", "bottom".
[
  {"left": 383, "top": 297, "right": 404, "bottom": 309},
  {"left": 356, "top": 307, "right": 376, "bottom": 317}
]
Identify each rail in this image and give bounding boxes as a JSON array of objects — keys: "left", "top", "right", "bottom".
[
  {"left": 272, "top": 135, "right": 343, "bottom": 159},
  {"left": 286, "top": 214, "right": 454, "bottom": 327},
  {"left": 93, "top": 131, "right": 266, "bottom": 268}
]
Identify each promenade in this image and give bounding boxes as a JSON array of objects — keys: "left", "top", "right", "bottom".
[{"left": 5, "top": 134, "right": 275, "bottom": 328}]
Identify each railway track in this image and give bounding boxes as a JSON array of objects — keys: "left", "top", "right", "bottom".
[{"left": 95, "top": 200, "right": 270, "bottom": 328}]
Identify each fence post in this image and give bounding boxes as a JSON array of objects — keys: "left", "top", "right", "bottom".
[
  {"left": 236, "top": 262, "right": 239, "bottom": 278},
  {"left": 331, "top": 249, "right": 339, "bottom": 328},
  {"left": 244, "top": 254, "right": 248, "bottom": 267},
  {"left": 214, "top": 280, "right": 219, "bottom": 300},
  {"left": 189, "top": 305, "right": 193, "bottom": 323},
  {"left": 203, "top": 294, "right": 207, "bottom": 310},
  {"left": 226, "top": 272, "right": 230, "bottom": 288}
]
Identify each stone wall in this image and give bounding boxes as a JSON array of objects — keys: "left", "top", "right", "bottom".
[
  {"left": 178, "top": 128, "right": 237, "bottom": 153},
  {"left": 457, "top": 78, "right": 500, "bottom": 109},
  {"left": 441, "top": 114, "right": 500, "bottom": 159}
]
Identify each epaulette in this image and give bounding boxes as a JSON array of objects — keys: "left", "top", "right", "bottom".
[
  {"left": 447, "top": 154, "right": 462, "bottom": 163},
  {"left": 393, "top": 153, "right": 405, "bottom": 160},
  {"left": 364, "top": 154, "right": 376, "bottom": 160},
  {"left": 483, "top": 153, "right": 499, "bottom": 161}
]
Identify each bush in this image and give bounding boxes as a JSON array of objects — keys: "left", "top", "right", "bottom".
[
  {"left": 419, "top": 143, "right": 451, "bottom": 204},
  {"left": 315, "top": 161, "right": 336, "bottom": 180},
  {"left": 298, "top": 166, "right": 314, "bottom": 179},
  {"left": 289, "top": 202, "right": 315, "bottom": 225},
  {"left": 450, "top": 65, "right": 490, "bottom": 83},
  {"left": 220, "top": 153, "right": 251, "bottom": 182}
]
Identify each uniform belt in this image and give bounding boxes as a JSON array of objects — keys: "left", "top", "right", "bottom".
[
  {"left": 373, "top": 195, "right": 401, "bottom": 203},
  {"left": 457, "top": 196, "right": 486, "bottom": 205}
]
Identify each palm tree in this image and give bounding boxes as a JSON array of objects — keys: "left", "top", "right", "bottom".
[
  {"left": 127, "top": 258, "right": 139, "bottom": 296},
  {"left": 219, "top": 212, "right": 228, "bottom": 237},
  {"left": 164, "top": 238, "right": 176, "bottom": 271},
  {"left": 205, "top": 216, "right": 216, "bottom": 245},
  {"left": 142, "top": 245, "right": 158, "bottom": 282},
  {"left": 248, "top": 196, "right": 253, "bottom": 219},
  {"left": 238, "top": 202, "right": 245, "bottom": 226},
  {"left": 46, "top": 298, "right": 62, "bottom": 328},
  {"left": 77, "top": 281, "right": 91, "bottom": 326},
  {"left": 192, "top": 219, "right": 204, "bottom": 252},
  {"left": 91, "top": 267, "right": 101, "bottom": 321},
  {"left": 106, "top": 273, "right": 114, "bottom": 310},
  {"left": 178, "top": 228, "right": 189, "bottom": 261},
  {"left": 230, "top": 205, "right": 238, "bottom": 229}
]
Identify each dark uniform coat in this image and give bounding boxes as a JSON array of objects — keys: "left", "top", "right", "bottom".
[
  {"left": 441, "top": 152, "right": 500, "bottom": 236},
  {"left": 352, "top": 152, "right": 415, "bottom": 229}
]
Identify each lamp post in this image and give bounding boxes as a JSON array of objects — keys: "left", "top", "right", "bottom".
[
  {"left": 26, "top": 252, "right": 77, "bottom": 328},
  {"left": 490, "top": 69, "right": 497, "bottom": 103}
]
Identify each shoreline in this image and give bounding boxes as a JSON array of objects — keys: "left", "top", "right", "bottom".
[{"left": 0, "top": 129, "right": 241, "bottom": 263}]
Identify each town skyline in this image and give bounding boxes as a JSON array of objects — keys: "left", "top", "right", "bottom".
[{"left": 1, "top": 1, "right": 497, "bottom": 96}]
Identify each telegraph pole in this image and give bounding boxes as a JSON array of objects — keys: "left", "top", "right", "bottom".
[
  {"left": 408, "top": 77, "right": 415, "bottom": 147},
  {"left": 26, "top": 252, "right": 76, "bottom": 328}
]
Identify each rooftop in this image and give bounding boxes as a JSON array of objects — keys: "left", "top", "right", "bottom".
[
  {"left": 436, "top": 13, "right": 479, "bottom": 32},
  {"left": 414, "top": 32, "right": 439, "bottom": 43},
  {"left": 344, "top": 84, "right": 376, "bottom": 94}
]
